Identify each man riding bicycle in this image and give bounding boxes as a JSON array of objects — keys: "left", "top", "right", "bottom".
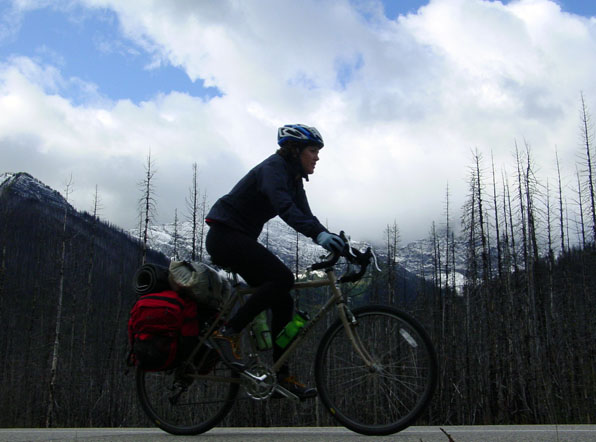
[{"left": 205, "top": 124, "right": 345, "bottom": 399}]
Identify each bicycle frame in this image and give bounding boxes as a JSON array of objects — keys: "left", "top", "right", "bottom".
[
  {"left": 183, "top": 267, "right": 376, "bottom": 383},
  {"left": 262, "top": 269, "right": 375, "bottom": 373}
]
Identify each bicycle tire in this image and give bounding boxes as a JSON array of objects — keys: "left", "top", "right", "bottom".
[
  {"left": 136, "top": 359, "right": 240, "bottom": 435},
  {"left": 314, "top": 305, "right": 437, "bottom": 436}
]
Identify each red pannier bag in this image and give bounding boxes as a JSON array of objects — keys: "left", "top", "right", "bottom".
[{"left": 128, "top": 290, "right": 198, "bottom": 371}]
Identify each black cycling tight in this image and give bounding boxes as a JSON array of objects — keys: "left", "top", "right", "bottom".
[{"left": 205, "top": 222, "right": 294, "bottom": 369}]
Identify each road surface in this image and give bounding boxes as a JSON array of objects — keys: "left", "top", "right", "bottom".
[{"left": 0, "top": 425, "right": 594, "bottom": 441}]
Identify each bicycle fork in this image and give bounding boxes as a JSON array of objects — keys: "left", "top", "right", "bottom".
[{"left": 338, "top": 304, "right": 379, "bottom": 372}]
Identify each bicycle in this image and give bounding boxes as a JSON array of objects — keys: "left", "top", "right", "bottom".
[{"left": 135, "top": 237, "right": 438, "bottom": 436}]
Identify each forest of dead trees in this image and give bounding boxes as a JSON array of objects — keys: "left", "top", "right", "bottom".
[
  {"left": 416, "top": 94, "right": 596, "bottom": 424},
  {"left": 0, "top": 96, "right": 595, "bottom": 428}
]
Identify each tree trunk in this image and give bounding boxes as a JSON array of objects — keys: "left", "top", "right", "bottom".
[
  {"left": 555, "top": 148, "right": 566, "bottom": 255},
  {"left": 579, "top": 93, "right": 596, "bottom": 242},
  {"left": 46, "top": 177, "right": 73, "bottom": 427},
  {"left": 491, "top": 152, "right": 502, "bottom": 278},
  {"left": 139, "top": 151, "right": 156, "bottom": 264}
]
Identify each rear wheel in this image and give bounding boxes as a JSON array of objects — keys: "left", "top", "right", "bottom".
[
  {"left": 315, "top": 305, "right": 437, "bottom": 436},
  {"left": 136, "top": 358, "right": 240, "bottom": 435}
]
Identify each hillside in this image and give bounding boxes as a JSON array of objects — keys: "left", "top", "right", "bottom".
[{"left": 0, "top": 172, "right": 166, "bottom": 427}]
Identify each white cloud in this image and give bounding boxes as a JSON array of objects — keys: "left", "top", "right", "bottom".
[
  {"left": 2, "top": 0, "right": 596, "bottom": 246},
  {"left": 0, "top": 55, "right": 244, "bottom": 226}
]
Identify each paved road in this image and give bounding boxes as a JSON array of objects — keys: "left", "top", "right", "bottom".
[{"left": 0, "top": 426, "right": 594, "bottom": 441}]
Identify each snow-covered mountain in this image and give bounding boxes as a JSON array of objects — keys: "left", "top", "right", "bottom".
[
  {"left": 0, "top": 172, "right": 73, "bottom": 211},
  {"left": 395, "top": 237, "right": 467, "bottom": 290},
  {"left": 0, "top": 172, "right": 467, "bottom": 287},
  {"left": 134, "top": 216, "right": 468, "bottom": 287}
]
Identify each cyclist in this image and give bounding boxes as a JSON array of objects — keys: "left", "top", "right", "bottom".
[{"left": 205, "top": 124, "right": 345, "bottom": 399}]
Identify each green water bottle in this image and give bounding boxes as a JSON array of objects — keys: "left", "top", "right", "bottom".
[
  {"left": 275, "top": 310, "right": 309, "bottom": 349},
  {"left": 251, "top": 311, "right": 272, "bottom": 351}
]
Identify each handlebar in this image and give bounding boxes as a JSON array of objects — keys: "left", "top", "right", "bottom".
[{"left": 308, "top": 231, "right": 377, "bottom": 283}]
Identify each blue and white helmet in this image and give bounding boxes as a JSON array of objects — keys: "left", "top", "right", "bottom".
[{"left": 277, "top": 124, "right": 324, "bottom": 149}]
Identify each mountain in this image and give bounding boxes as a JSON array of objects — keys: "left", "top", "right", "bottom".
[
  {"left": 135, "top": 216, "right": 467, "bottom": 288},
  {"left": 0, "top": 172, "right": 72, "bottom": 211},
  {"left": 396, "top": 237, "right": 467, "bottom": 290},
  {"left": 0, "top": 171, "right": 167, "bottom": 428}
]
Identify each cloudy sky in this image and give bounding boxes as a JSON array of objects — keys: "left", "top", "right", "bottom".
[{"left": 1, "top": 0, "right": 596, "bottom": 245}]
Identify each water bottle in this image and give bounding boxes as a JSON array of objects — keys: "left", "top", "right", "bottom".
[
  {"left": 275, "top": 310, "right": 310, "bottom": 349},
  {"left": 251, "top": 311, "right": 272, "bottom": 351}
]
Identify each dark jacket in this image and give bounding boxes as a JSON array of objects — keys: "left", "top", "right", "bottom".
[{"left": 206, "top": 153, "right": 327, "bottom": 240}]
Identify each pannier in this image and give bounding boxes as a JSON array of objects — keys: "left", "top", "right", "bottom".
[
  {"left": 127, "top": 290, "right": 197, "bottom": 370},
  {"left": 127, "top": 261, "right": 228, "bottom": 371}
]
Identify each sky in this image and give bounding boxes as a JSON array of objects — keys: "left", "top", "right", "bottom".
[{"left": 1, "top": 0, "right": 596, "bottom": 246}]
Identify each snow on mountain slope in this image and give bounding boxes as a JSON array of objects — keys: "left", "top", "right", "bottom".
[
  {"left": 1, "top": 171, "right": 466, "bottom": 286},
  {"left": 136, "top": 216, "right": 467, "bottom": 287},
  {"left": 0, "top": 172, "right": 72, "bottom": 211}
]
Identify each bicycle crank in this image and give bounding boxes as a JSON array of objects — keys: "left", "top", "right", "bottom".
[{"left": 241, "top": 365, "right": 276, "bottom": 400}]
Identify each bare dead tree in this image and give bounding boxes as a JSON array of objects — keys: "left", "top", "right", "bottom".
[
  {"left": 545, "top": 179, "right": 557, "bottom": 323},
  {"left": 462, "top": 172, "right": 478, "bottom": 285},
  {"left": 430, "top": 222, "right": 440, "bottom": 289},
  {"left": 138, "top": 151, "right": 157, "bottom": 264},
  {"left": 565, "top": 202, "right": 571, "bottom": 251},
  {"left": 172, "top": 208, "right": 180, "bottom": 261},
  {"left": 429, "top": 221, "right": 444, "bottom": 341},
  {"left": 524, "top": 141, "right": 540, "bottom": 262},
  {"left": 546, "top": 179, "right": 554, "bottom": 263},
  {"left": 450, "top": 230, "right": 456, "bottom": 291},
  {"left": 491, "top": 151, "right": 503, "bottom": 278},
  {"left": 555, "top": 148, "right": 566, "bottom": 255},
  {"left": 186, "top": 163, "right": 200, "bottom": 260},
  {"left": 515, "top": 142, "right": 529, "bottom": 271},
  {"left": 575, "top": 165, "right": 587, "bottom": 248},
  {"left": 198, "top": 191, "right": 208, "bottom": 262},
  {"left": 500, "top": 170, "right": 511, "bottom": 274},
  {"left": 473, "top": 149, "right": 490, "bottom": 282},
  {"left": 522, "top": 143, "right": 542, "bottom": 365},
  {"left": 46, "top": 175, "right": 74, "bottom": 427},
  {"left": 504, "top": 171, "right": 518, "bottom": 273},
  {"left": 385, "top": 220, "right": 400, "bottom": 305},
  {"left": 579, "top": 92, "right": 596, "bottom": 243},
  {"left": 444, "top": 183, "right": 452, "bottom": 293},
  {"left": 391, "top": 220, "right": 400, "bottom": 303},
  {"left": 81, "top": 186, "right": 101, "bottom": 353}
]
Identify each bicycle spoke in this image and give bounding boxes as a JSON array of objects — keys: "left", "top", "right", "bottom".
[{"left": 331, "top": 371, "right": 371, "bottom": 392}]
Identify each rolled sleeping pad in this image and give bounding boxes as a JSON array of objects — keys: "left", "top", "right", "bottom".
[{"left": 132, "top": 263, "right": 170, "bottom": 296}]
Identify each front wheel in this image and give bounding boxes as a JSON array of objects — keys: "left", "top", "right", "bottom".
[
  {"left": 136, "top": 358, "right": 240, "bottom": 435},
  {"left": 315, "top": 305, "right": 438, "bottom": 436}
]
